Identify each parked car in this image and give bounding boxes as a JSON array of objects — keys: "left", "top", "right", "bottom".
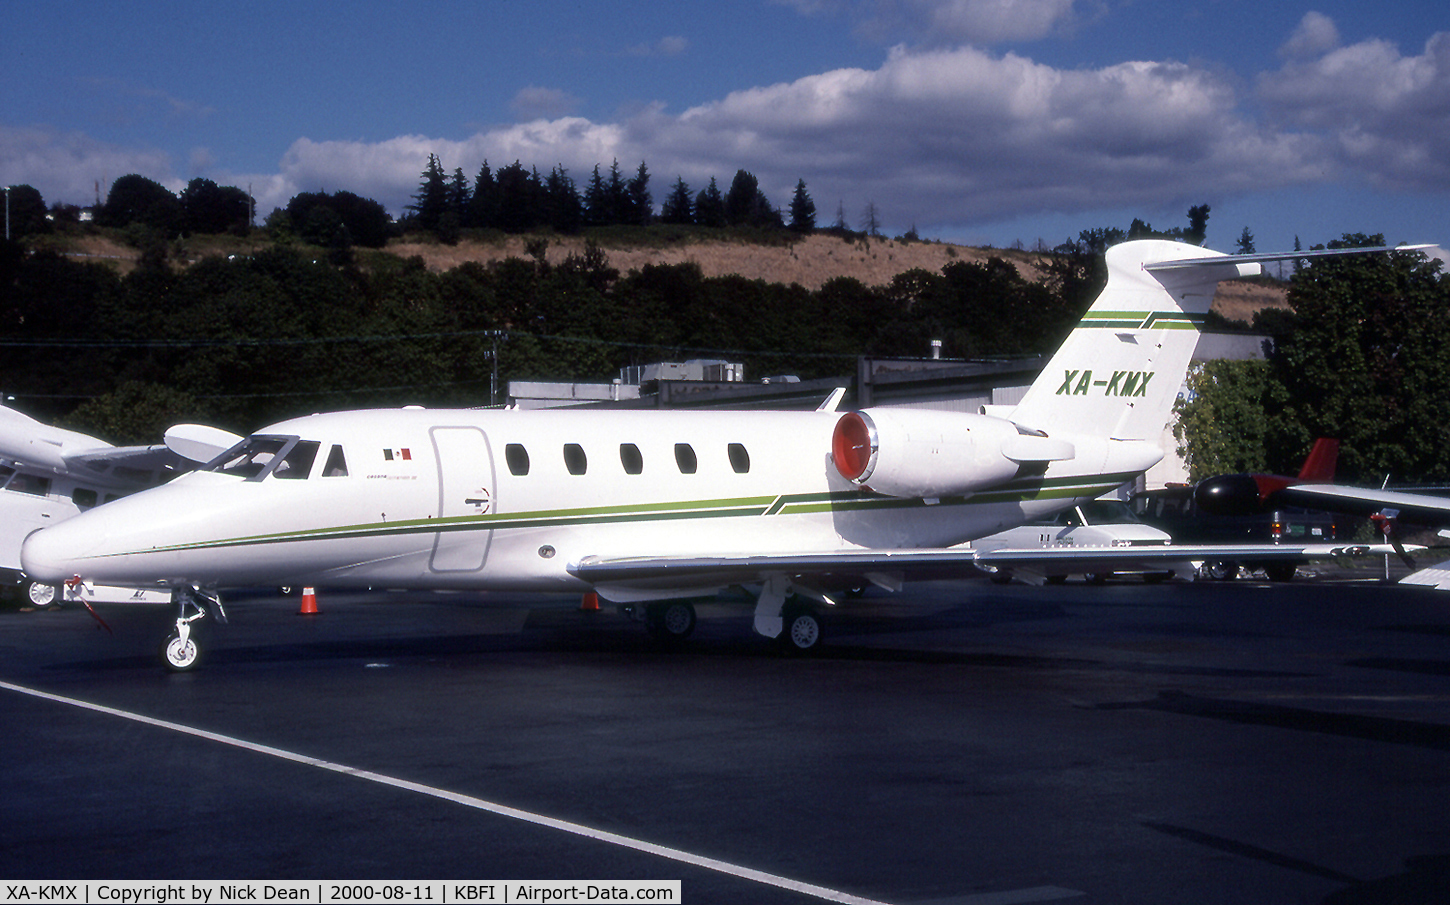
[
  {"left": 977, "top": 499, "right": 1183, "bottom": 584},
  {"left": 1131, "top": 484, "right": 1345, "bottom": 580}
]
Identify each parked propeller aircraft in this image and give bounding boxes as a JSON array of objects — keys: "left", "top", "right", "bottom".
[
  {"left": 20, "top": 240, "right": 1426, "bottom": 670},
  {"left": 0, "top": 404, "right": 239, "bottom": 607},
  {"left": 1196, "top": 438, "right": 1450, "bottom": 589}
]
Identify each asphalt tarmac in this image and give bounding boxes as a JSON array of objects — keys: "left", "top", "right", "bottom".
[{"left": 1, "top": 565, "right": 1448, "bottom": 904}]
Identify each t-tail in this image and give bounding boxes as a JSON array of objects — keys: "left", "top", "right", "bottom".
[
  {"left": 1008, "top": 239, "right": 1258, "bottom": 443},
  {"left": 828, "top": 240, "right": 1259, "bottom": 500}
]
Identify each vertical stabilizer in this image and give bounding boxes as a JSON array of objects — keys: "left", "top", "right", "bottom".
[
  {"left": 1009, "top": 240, "right": 1259, "bottom": 442},
  {"left": 1297, "top": 438, "right": 1339, "bottom": 482}
]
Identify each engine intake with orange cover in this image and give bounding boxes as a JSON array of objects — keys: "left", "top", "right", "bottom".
[{"left": 831, "top": 409, "right": 1074, "bottom": 499}]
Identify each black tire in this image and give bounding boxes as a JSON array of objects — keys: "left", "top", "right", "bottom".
[
  {"left": 1264, "top": 562, "right": 1297, "bottom": 582},
  {"left": 1206, "top": 561, "right": 1238, "bottom": 581},
  {"left": 646, "top": 601, "right": 696, "bottom": 641}
]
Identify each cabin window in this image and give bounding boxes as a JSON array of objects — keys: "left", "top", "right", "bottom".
[
  {"left": 674, "top": 443, "right": 698, "bottom": 474},
  {"left": 114, "top": 465, "right": 155, "bottom": 486},
  {"left": 72, "top": 488, "right": 98, "bottom": 510},
  {"left": 564, "top": 443, "right": 588, "bottom": 475},
  {"left": 505, "top": 443, "right": 530, "bottom": 476},
  {"left": 273, "top": 440, "right": 320, "bottom": 480},
  {"left": 619, "top": 443, "right": 643, "bottom": 474},
  {"left": 6, "top": 473, "right": 51, "bottom": 496},
  {"left": 322, "top": 444, "right": 349, "bottom": 477},
  {"left": 728, "top": 443, "right": 750, "bottom": 474},
  {"left": 0, "top": 465, "right": 13, "bottom": 489}
]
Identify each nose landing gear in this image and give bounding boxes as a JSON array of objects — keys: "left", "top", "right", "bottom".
[{"left": 161, "top": 587, "right": 225, "bottom": 672}]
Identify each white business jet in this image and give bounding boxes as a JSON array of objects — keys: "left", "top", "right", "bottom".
[{"left": 20, "top": 240, "right": 1421, "bottom": 670}]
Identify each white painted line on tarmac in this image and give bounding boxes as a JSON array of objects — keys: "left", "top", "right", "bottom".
[{"left": 5, "top": 679, "right": 894, "bottom": 904}]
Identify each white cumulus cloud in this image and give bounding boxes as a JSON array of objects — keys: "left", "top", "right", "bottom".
[{"left": 1259, "top": 26, "right": 1450, "bottom": 190}]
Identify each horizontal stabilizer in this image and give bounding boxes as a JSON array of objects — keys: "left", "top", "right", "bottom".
[{"left": 1143, "top": 244, "right": 1433, "bottom": 271}]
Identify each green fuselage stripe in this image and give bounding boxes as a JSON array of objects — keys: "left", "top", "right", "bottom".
[
  {"left": 1079, "top": 311, "right": 1206, "bottom": 330},
  {"left": 104, "top": 472, "right": 1141, "bottom": 558}
]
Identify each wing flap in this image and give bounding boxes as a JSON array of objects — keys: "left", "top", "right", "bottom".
[{"left": 571, "top": 542, "right": 1404, "bottom": 600}]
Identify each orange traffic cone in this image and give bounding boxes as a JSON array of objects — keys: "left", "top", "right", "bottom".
[
  {"left": 298, "top": 587, "right": 319, "bottom": 615},
  {"left": 580, "top": 591, "right": 601, "bottom": 612}
]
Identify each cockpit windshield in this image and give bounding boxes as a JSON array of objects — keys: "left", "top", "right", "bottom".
[{"left": 206, "top": 435, "right": 320, "bottom": 481}]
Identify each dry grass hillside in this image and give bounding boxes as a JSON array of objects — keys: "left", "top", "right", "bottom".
[
  {"left": 56, "top": 231, "right": 1288, "bottom": 321},
  {"left": 387, "top": 233, "right": 1052, "bottom": 289}
]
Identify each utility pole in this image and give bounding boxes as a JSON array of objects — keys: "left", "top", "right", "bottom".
[{"left": 484, "top": 330, "right": 508, "bottom": 406}]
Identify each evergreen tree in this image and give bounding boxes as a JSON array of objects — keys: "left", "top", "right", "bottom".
[
  {"left": 409, "top": 154, "right": 449, "bottom": 232},
  {"left": 1235, "top": 226, "right": 1256, "bottom": 255},
  {"left": 583, "top": 165, "right": 609, "bottom": 227},
  {"left": 543, "top": 166, "right": 583, "bottom": 234},
  {"left": 788, "top": 179, "right": 816, "bottom": 233},
  {"left": 626, "top": 161, "right": 652, "bottom": 225},
  {"left": 495, "top": 161, "right": 538, "bottom": 233},
  {"left": 447, "top": 168, "right": 471, "bottom": 218},
  {"left": 605, "top": 159, "right": 629, "bottom": 224},
  {"left": 470, "top": 161, "right": 499, "bottom": 229},
  {"left": 1186, "top": 204, "right": 1211, "bottom": 245},
  {"left": 694, "top": 177, "right": 725, "bottom": 227},
  {"left": 724, "top": 170, "right": 760, "bottom": 226},
  {"left": 661, "top": 177, "right": 693, "bottom": 225}
]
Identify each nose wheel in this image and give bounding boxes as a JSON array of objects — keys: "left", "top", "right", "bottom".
[
  {"left": 161, "top": 630, "right": 201, "bottom": 671},
  {"left": 160, "top": 587, "right": 225, "bottom": 672}
]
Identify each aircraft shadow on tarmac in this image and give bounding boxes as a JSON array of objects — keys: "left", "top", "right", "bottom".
[
  {"left": 43, "top": 591, "right": 1317, "bottom": 683},
  {"left": 1145, "top": 823, "right": 1450, "bottom": 905},
  {"left": 1100, "top": 690, "right": 1450, "bottom": 752}
]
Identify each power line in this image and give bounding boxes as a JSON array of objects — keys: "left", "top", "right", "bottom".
[{"left": 0, "top": 327, "right": 858, "bottom": 360}]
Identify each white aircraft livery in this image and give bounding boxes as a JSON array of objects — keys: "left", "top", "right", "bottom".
[{"left": 20, "top": 240, "right": 1422, "bottom": 669}]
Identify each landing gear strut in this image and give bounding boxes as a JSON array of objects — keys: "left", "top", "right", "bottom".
[
  {"left": 752, "top": 576, "right": 826, "bottom": 654},
  {"left": 160, "top": 587, "right": 225, "bottom": 672}
]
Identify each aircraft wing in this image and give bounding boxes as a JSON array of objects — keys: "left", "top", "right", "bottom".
[
  {"left": 63, "top": 443, "right": 182, "bottom": 472},
  {"left": 1273, "top": 484, "right": 1450, "bottom": 524},
  {"left": 571, "top": 542, "right": 1398, "bottom": 598}
]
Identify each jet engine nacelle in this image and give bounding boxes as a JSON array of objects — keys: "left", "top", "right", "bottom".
[{"left": 831, "top": 408, "right": 1074, "bottom": 499}]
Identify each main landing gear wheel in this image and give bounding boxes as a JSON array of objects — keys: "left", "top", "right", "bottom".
[
  {"left": 1264, "top": 562, "right": 1297, "bottom": 582},
  {"left": 646, "top": 602, "right": 697, "bottom": 642},
  {"left": 26, "top": 581, "right": 60, "bottom": 609},
  {"left": 779, "top": 606, "right": 823, "bottom": 654}
]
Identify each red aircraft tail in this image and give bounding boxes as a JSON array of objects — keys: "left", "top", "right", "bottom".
[{"left": 1296, "top": 438, "right": 1339, "bottom": 482}]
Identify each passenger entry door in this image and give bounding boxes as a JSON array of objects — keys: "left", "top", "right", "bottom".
[{"left": 429, "top": 426, "right": 494, "bottom": 572}]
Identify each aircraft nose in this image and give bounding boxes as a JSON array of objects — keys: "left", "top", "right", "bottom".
[{"left": 20, "top": 515, "right": 106, "bottom": 583}]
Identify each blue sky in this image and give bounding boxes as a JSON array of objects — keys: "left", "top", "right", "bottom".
[{"left": 4, "top": 0, "right": 1447, "bottom": 254}]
